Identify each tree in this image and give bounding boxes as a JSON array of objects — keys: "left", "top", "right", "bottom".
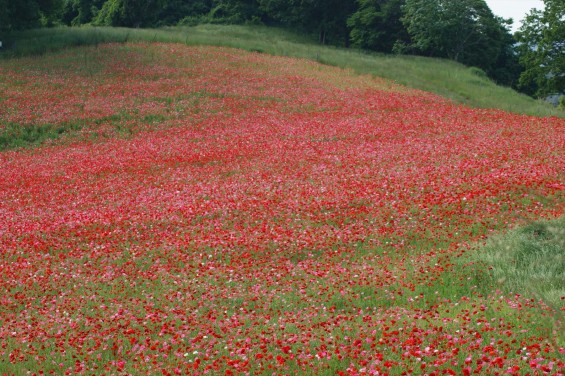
[
  {"left": 314, "top": 0, "right": 357, "bottom": 45},
  {"left": 398, "top": 0, "right": 512, "bottom": 74},
  {"left": 61, "top": 0, "right": 107, "bottom": 25},
  {"left": 489, "top": 23, "right": 522, "bottom": 88},
  {"left": 1, "top": 0, "right": 63, "bottom": 30},
  {"left": 158, "top": 0, "right": 213, "bottom": 26},
  {"left": 38, "top": 0, "right": 65, "bottom": 26},
  {"left": 94, "top": 0, "right": 164, "bottom": 27},
  {"left": 0, "top": 0, "right": 13, "bottom": 30},
  {"left": 515, "top": 0, "right": 565, "bottom": 97},
  {"left": 259, "top": 0, "right": 356, "bottom": 45},
  {"left": 206, "top": 0, "right": 262, "bottom": 24},
  {"left": 347, "top": 0, "right": 408, "bottom": 53}
]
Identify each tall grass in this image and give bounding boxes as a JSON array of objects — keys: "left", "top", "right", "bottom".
[
  {"left": 470, "top": 216, "right": 565, "bottom": 345},
  {"left": 474, "top": 217, "right": 565, "bottom": 308},
  {"left": 1, "top": 24, "right": 562, "bottom": 118}
]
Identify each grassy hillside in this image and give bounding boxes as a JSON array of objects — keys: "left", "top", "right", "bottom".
[{"left": 1, "top": 24, "right": 562, "bottom": 118}]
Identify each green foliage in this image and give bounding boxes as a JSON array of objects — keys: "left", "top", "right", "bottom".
[
  {"left": 255, "top": 0, "right": 290, "bottom": 22},
  {"left": 210, "top": 0, "right": 262, "bottom": 24},
  {"left": 347, "top": 0, "right": 520, "bottom": 87},
  {"left": 92, "top": 0, "right": 121, "bottom": 26},
  {"left": 175, "top": 0, "right": 262, "bottom": 27},
  {"left": 94, "top": 0, "right": 165, "bottom": 27},
  {"left": 38, "top": 0, "right": 66, "bottom": 26},
  {"left": 158, "top": 0, "right": 212, "bottom": 26},
  {"left": 60, "top": 0, "right": 261, "bottom": 28},
  {"left": 488, "top": 25, "right": 523, "bottom": 88},
  {"left": 1, "top": 0, "right": 42, "bottom": 31},
  {"left": 471, "top": 216, "right": 565, "bottom": 343},
  {"left": 61, "top": 0, "right": 107, "bottom": 26},
  {"left": 0, "top": 0, "right": 8, "bottom": 30},
  {"left": 258, "top": 0, "right": 356, "bottom": 45},
  {"left": 399, "top": 0, "right": 511, "bottom": 68},
  {"left": 516, "top": 0, "right": 565, "bottom": 98},
  {"left": 1, "top": 0, "right": 65, "bottom": 30},
  {"left": 347, "top": 0, "right": 407, "bottom": 53}
]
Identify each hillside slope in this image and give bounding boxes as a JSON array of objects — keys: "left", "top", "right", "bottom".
[{"left": 1, "top": 24, "right": 563, "bottom": 118}]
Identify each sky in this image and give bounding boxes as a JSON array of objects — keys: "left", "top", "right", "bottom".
[{"left": 483, "top": 0, "right": 545, "bottom": 32}]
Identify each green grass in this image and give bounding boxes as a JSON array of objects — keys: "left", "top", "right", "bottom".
[
  {"left": 1, "top": 24, "right": 562, "bottom": 118},
  {"left": 0, "top": 121, "right": 85, "bottom": 151},
  {"left": 470, "top": 216, "right": 565, "bottom": 345},
  {"left": 472, "top": 216, "right": 565, "bottom": 309},
  {"left": 0, "top": 111, "right": 141, "bottom": 151}
]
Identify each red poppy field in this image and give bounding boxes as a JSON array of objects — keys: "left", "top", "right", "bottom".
[{"left": 1, "top": 43, "right": 564, "bottom": 375}]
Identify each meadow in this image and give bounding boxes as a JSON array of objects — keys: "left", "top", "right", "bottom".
[{"left": 0, "top": 35, "right": 564, "bottom": 375}]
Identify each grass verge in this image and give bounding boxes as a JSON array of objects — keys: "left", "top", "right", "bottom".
[{"left": 470, "top": 216, "right": 565, "bottom": 345}]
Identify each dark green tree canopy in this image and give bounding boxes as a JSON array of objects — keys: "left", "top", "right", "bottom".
[
  {"left": 347, "top": 0, "right": 408, "bottom": 53},
  {"left": 516, "top": 0, "right": 564, "bottom": 97},
  {"left": 94, "top": 0, "right": 165, "bottom": 27},
  {"left": 1, "top": 0, "right": 63, "bottom": 30},
  {"left": 400, "top": 0, "right": 506, "bottom": 62},
  {"left": 61, "top": 0, "right": 109, "bottom": 26},
  {"left": 258, "top": 0, "right": 356, "bottom": 45}
]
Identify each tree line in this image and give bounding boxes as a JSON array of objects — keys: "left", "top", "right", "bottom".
[{"left": 1, "top": 0, "right": 562, "bottom": 99}]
